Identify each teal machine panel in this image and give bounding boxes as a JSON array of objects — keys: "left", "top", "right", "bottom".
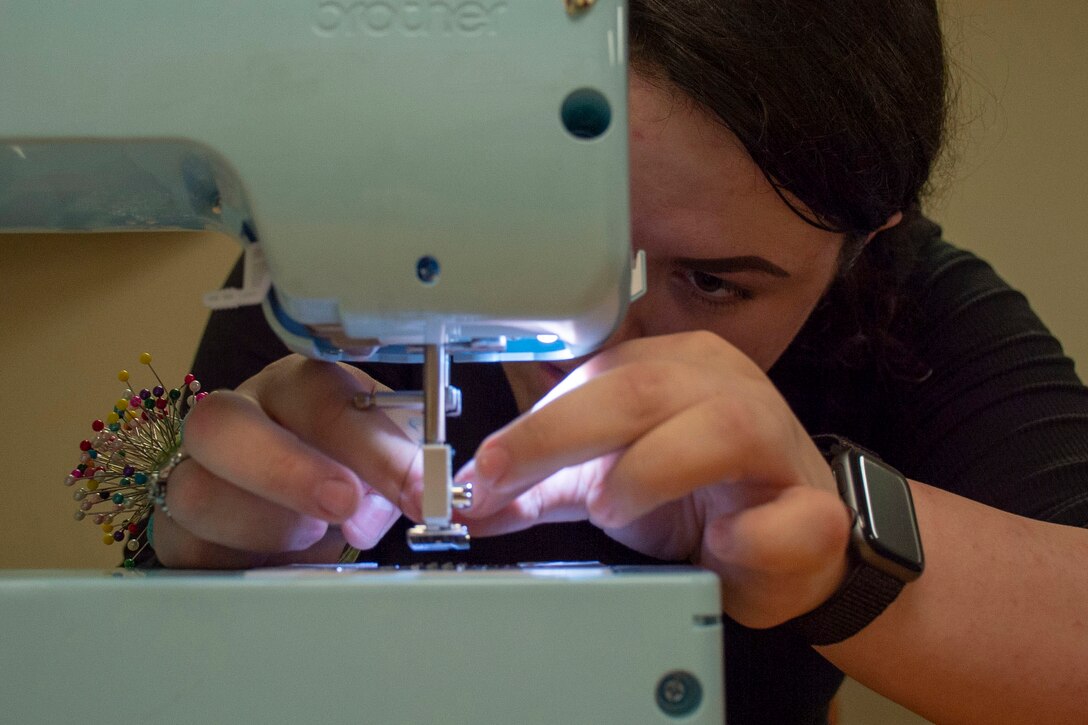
[{"left": 1, "top": 566, "right": 725, "bottom": 723}]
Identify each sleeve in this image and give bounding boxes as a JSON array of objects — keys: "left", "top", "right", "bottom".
[{"left": 890, "top": 241, "right": 1088, "bottom": 527}]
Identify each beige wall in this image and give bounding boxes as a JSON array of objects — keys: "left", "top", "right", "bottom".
[
  {"left": 1, "top": 232, "right": 240, "bottom": 568},
  {"left": 930, "top": 0, "right": 1088, "bottom": 369},
  {"left": 0, "top": 0, "right": 1083, "bottom": 621}
]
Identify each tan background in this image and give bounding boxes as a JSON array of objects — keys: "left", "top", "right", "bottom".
[{"left": 0, "top": 2, "right": 1083, "bottom": 722}]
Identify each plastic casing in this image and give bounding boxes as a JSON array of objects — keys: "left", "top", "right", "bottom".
[
  {"left": 0, "top": 1, "right": 631, "bottom": 362},
  {"left": 1, "top": 566, "right": 724, "bottom": 724}
]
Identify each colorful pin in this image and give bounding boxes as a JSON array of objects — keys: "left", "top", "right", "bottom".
[{"left": 63, "top": 354, "right": 203, "bottom": 566}]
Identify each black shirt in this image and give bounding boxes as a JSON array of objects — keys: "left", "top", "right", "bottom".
[{"left": 192, "top": 218, "right": 1088, "bottom": 723}]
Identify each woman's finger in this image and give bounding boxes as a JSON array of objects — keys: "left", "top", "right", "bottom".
[
  {"left": 703, "top": 485, "right": 851, "bottom": 626},
  {"left": 150, "top": 506, "right": 278, "bottom": 570},
  {"left": 458, "top": 455, "right": 612, "bottom": 536},
  {"left": 154, "top": 460, "right": 401, "bottom": 565},
  {"left": 182, "top": 389, "right": 373, "bottom": 523},
  {"left": 458, "top": 359, "right": 709, "bottom": 516},
  {"left": 162, "top": 456, "right": 331, "bottom": 553},
  {"left": 240, "top": 357, "right": 424, "bottom": 517},
  {"left": 587, "top": 390, "right": 806, "bottom": 528},
  {"left": 341, "top": 489, "right": 403, "bottom": 550}
]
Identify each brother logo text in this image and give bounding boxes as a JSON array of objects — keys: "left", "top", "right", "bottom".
[{"left": 314, "top": 1, "right": 508, "bottom": 38}]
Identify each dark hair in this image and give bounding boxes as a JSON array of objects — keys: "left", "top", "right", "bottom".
[
  {"left": 628, "top": 0, "right": 950, "bottom": 376},
  {"left": 627, "top": 0, "right": 948, "bottom": 239}
]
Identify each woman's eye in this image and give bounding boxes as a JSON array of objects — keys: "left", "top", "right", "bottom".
[{"left": 683, "top": 270, "right": 751, "bottom": 302}]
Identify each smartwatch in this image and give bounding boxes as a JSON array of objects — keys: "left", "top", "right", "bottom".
[{"left": 787, "top": 435, "right": 924, "bottom": 646}]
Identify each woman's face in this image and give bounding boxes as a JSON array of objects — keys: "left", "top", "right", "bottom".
[{"left": 503, "top": 74, "right": 847, "bottom": 412}]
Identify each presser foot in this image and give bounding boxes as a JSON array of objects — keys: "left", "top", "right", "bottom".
[{"left": 407, "top": 523, "right": 471, "bottom": 552}]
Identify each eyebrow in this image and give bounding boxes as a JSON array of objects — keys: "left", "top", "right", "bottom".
[{"left": 674, "top": 255, "right": 791, "bottom": 278}]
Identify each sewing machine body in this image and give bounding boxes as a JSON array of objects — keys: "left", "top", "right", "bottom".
[
  {"left": 1, "top": 565, "right": 725, "bottom": 724},
  {"left": 1, "top": 0, "right": 638, "bottom": 547},
  {"left": 1, "top": 7, "right": 727, "bottom": 719},
  {"left": 0, "top": 0, "right": 632, "bottom": 361}
]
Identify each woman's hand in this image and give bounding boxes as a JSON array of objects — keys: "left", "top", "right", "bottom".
[
  {"left": 152, "top": 355, "right": 419, "bottom": 569},
  {"left": 456, "top": 331, "right": 853, "bottom": 628}
]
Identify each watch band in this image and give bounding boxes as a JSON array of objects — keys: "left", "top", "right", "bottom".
[
  {"left": 810, "top": 432, "right": 873, "bottom": 461},
  {"left": 785, "top": 557, "right": 905, "bottom": 646},
  {"left": 785, "top": 434, "right": 918, "bottom": 646}
]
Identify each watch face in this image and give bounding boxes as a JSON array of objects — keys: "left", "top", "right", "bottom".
[{"left": 852, "top": 454, "right": 924, "bottom": 580}]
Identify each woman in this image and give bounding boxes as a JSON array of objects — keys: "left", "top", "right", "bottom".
[{"left": 154, "top": 1, "right": 1088, "bottom": 722}]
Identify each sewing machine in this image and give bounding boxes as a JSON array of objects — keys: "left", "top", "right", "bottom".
[
  {"left": 0, "top": 1, "right": 724, "bottom": 721},
  {"left": 0, "top": 0, "right": 641, "bottom": 550}
]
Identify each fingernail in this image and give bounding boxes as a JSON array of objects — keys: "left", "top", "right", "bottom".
[
  {"left": 344, "top": 494, "right": 398, "bottom": 548},
  {"left": 353, "top": 494, "right": 396, "bottom": 530},
  {"left": 474, "top": 445, "right": 510, "bottom": 485},
  {"left": 316, "top": 478, "right": 357, "bottom": 520},
  {"left": 361, "top": 492, "right": 397, "bottom": 518}
]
